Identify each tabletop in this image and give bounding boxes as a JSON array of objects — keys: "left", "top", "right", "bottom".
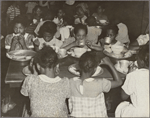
[{"left": 5, "top": 51, "right": 126, "bottom": 88}]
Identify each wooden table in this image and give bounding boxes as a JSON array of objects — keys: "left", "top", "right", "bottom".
[{"left": 5, "top": 52, "right": 126, "bottom": 88}]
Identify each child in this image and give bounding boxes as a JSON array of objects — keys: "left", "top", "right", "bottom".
[
  {"left": 69, "top": 52, "right": 123, "bottom": 117},
  {"left": 55, "top": 16, "right": 74, "bottom": 42},
  {"left": 5, "top": 16, "right": 34, "bottom": 52},
  {"left": 6, "top": 2, "right": 21, "bottom": 25},
  {"left": 53, "top": 8, "right": 65, "bottom": 28},
  {"left": 33, "top": 21, "right": 63, "bottom": 51},
  {"left": 20, "top": 46, "right": 70, "bottom": 117},
  {"left": 115, "top": 44, "right": 149, "bottom": 117},
  {"left": 61, "top": 23, "right": 88, "bottom": 50},
  {"left": 85, "top": 16, "right": 103, "bottom": 51},
  {"left": 92, "top": 5, "right": 109, "bottom": 25},
  {"left": 74, "top": 6, "right": 87, "bottom": 25},
  {"left": 25, "top": 1, "right": 38, "bottom": 14}
]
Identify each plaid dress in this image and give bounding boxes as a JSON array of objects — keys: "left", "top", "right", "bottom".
[{"left": 69, "top": 77, "right": 111, "bottom": 117}]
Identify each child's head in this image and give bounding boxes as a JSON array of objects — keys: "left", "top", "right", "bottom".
[
  {"left": 38, "top": 21, "right": 57, "bottom": 42},
  {"left": 85, "top": 16, "right": 97, "bottom": 26},
  {"left": 12, "top": 15, "right": 28, "bottom": 35},
  {"left": 97, "top": 5, "right": 105, "bottom": 14},
  {"left": 34, "top": 45, "right": 58, "bottom": 74},
  {"left": 105, "top": 25, "right": 119, "bottom": 41},
  {"left": 137, "top": 44, "right": 149, "bottom": 69},
  {"left": 79, "top": 51, "right": 98, "bottom": 77},
  {"left": 74, "top": 23, "right": 88, "bottom": 41},
  {"left": 76, "top": 6, "right": 85, "bottom": 17},
  {"left": 33, "top": 5, "right": 43, "bottom": 17},
  {"left": 57, "top": 8, "right": 65, "bottom": 18}
]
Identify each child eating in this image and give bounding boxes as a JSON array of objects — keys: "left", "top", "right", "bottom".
[
  {"left": 33, "top": 21, "right": 63, "bottom": 51},
  {"left": 69, "top": 52, "right": 123, "bottom": 117},
  {"left": 5, "top": 16, "right": 34, "bottom": 52},
  {"left": 61, "top": 23, "right": 88, "bottom": 50},
  {"left": 21, "top": 46, "right": 70, "bottom": 117},
  {"left": 115, "top": 44, "right": 149, "bottom": 117}
]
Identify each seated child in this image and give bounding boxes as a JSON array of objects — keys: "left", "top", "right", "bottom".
[
  {"left": 115, "top": 44, "right": 149, "bottom": 117},
  {"left": 69, "top": 52, "right": 123, "bottom": 117},
  {"left": 61, "top": 23, "right": 88, "bottom": 50},
  {"left": 53, "top": 8, "right": 65, "bottom": 28},
  {"left": 92, "top": 5, "right": 109, "bottom": 25},
  {"left": 5, "top": 16, "right": 34, "bottom": 52},
  {"left": 33, "top": 21, "right": 63, "bottom": 51},
  {"left": 20, "top": 46, "right": 70, "bottom": 117},
  {"left": 85, "top": 16, "right": 103, "bottom": 51},
  {"left": 34, "top": 11, "right": 55, "bottom": 36},
  {"left": 74, "top": 6, "right": 87, "bottom": 25},
  {"left": 55, "top": 16, "right": 74, "bottom": 42}
]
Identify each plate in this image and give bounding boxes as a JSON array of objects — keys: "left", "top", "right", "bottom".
[
  {"left": 6, "top": 50, "right": 36, "bottom": 61},
  {"left": 22, "top": 66, "right": 32, "bottom": 76},
  {"left": 103, "top": 50, "right": 132, "bottom": 59},
  {"left": 68, "top": 64, "right": 103, "bottom": 77}
]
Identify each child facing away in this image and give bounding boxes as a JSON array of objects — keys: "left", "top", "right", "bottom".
[
  {"left": 33, "top": 21, "right": 63, "bottom": 52},
  {"left": 115, "top": 44, "right": 149, "bottom": 117},
  {"left": 69, "top": 52, "right": 123, "bottom": 117},
  {"left": 20, "top": 46, "right": 70, "bottom": 117},
  {"left": 5, "top": 15, "right": 34, "bottom": 52},
  {"left": 61, "top": 23, "right": 88, "bottom": 50}
]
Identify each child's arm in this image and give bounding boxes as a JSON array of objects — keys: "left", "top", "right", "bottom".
[
  {"left": 9, "top": 37, "right": 19, "bottom": 51},
  {"left": 33, "top": 38, "right": 40, "bottom": 51},
  {"left": 121, "top": 89, "right": 130, "bottom": 100},
  {"left": 62, "top": 41, "right": 77, "bottom": 51},
  {"left": 18, "top": 35, "right": 28, "bottom": 50},
  {"left": 86, "top": 41, "right": 103, "bottom": 51},
  {"left": 101, "top": 57, "right": 123, "bottom": 89}
]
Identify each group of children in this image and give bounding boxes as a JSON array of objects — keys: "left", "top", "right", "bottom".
[{"left": 3, "top": 1, "right": 149, "bottom": 117}]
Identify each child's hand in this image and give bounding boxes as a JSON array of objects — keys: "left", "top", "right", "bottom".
[
  {"left": 86, "top": 40, "right": 92, "bottom": 48},
  {"left": 11, "top": 36, "right": 19, "bottom": 45},
  {"left": 18, "top": 35, "right": 26, "bottom": 45},
  {"left": 33, "top": 39, "right": 40, "bottom": 46},
  {"left": 101, "top": 57, "right": 113, "bottom": 66}
]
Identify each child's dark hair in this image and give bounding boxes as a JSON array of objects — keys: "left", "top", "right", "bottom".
[
  {"left": 33, "top": 5, "right": 43, "bottom": 14},
  {"left": 85, "top": 16, "right": 97, "bottom": 26},
  {"left": 137, "top": 44, "right": 149, "bottom": 68},
  {"left": 106, "top": 24, "right": 119, "bottom": 35},
  {"left": 34, "top": 45, "right": 58, "bottom": 69},
  {"left": 74, "top": 23, "right": 88, "bottom": 35},
  {"left": 79, "top": 52, "right": 98, "bottom": 73},
  {"left": 38, "top": 21, "right": 57, "bottom": 38}
]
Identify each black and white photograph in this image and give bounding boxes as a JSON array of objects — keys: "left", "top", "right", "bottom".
[{"left": 1, "top": 0, "right": 149, "bottom": 117}]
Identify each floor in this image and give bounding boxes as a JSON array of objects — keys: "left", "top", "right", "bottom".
[{"left": 1, "top": 39, "right": 118, "bottom": 117}]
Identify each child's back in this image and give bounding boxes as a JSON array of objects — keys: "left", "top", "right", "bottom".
[
  {"left": 69, "top": 77, "right": 111, "bottom": 117},
  {"left": 21, "top": 75, "right": 70, "bottom": 117}
]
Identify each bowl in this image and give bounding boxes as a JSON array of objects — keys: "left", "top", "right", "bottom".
[
  {"left": 111, "top": 45, "right": 124, "bottom": 54},
  {"left": 100, "top": 20, "right": 107, "bottom": 24},
  {"left": 105, "top": 37, "right": 112, "bottom": 44},
  {"left": 58, "top": 48, "right": 67, "bottom": 58},
  {"left": 74, "top": 48, "right": 87, "bottom": 58}
]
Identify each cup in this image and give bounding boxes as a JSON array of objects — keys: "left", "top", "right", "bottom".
[
  {"left": 58, "top": 49, "right": 67, "bottom": 58},
  {"left": 79, "top": 39, "right": 85, "bottom": 46},
  {"left": 120, "top": 60, "right": 130, "bottom": 69},
  {"left": 104, "top": 37, "right": 112, "bottom": 44}
]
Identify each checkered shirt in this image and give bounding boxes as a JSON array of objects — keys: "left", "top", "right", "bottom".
[{"left": 69, "top": 93, "right": 108, "bottom": 117}]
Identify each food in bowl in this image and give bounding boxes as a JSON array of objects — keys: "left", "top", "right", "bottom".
[
  {"left": 111, "top": 45, "right": 125, "bottom": 55},
  {"left": 74, "top": 48, "right": 87, "bottom": 58}
]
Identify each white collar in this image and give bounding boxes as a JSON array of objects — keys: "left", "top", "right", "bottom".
[
  {"left": 73, "top": 77, "right": 94, "bottom": 82},
  {"left": 39, "top": 75, "right": 61, "bottom": 83}
]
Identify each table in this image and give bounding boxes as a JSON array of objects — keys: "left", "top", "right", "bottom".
[{"left": 5, "top": 52, "right": 126, "bottom": 88}]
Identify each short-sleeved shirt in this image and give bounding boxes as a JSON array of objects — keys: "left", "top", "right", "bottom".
[
  {"left": 5, "top": 33, "right": 34, "bottom": 51},
  {"left": 68, "top": 77, "right": 111, "bottom": 117},
  {"left": 25, "top": 2, "right": 38, "bottom": 13},
  {"left": 21, "top": 74, "right": 70, "bottom": 117},
  {"left": 7, "top": 5, "right": 20, "bottom": 21},
  {"left": 36, "top": 37, "right": 63, "bottom": 51},
  {"left": 87, "top": 26, "right": 102, "bottom": 44}
]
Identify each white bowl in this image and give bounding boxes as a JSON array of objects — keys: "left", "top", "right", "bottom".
[
  {"left": 111, "top": 45, "right": 124, "bottom": 54},
  {"left": 100, "top": 20, "right": 107, "bottom": 24},
  {"left": 74, "top": 48, "right": 87, "bottom": 58}
]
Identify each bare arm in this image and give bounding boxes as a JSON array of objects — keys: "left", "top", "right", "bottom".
[{"left": 121, "top": 89, "right": 130, "bottom": 100}]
